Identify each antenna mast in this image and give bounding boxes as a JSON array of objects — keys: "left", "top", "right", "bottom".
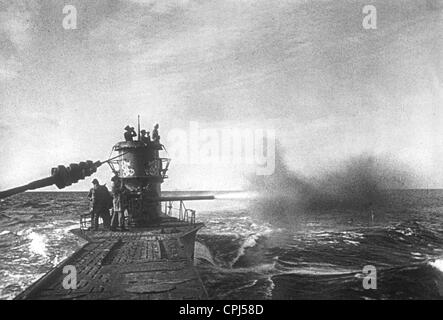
[{"left": 137, "top": 115, "right": 141, "bottom": 141}]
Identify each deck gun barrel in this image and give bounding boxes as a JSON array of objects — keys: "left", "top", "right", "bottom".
[
  {"left": 0, "top": 160, "right": 103, "bottom": 200},
  {"left": 153, "top": 195, "right": 215, "bottom": 202},
  {"left": 0, "top": 152, "right": 128, "bottom": 200}
]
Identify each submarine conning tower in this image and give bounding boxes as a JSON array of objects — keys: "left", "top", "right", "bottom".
[{"left": 113, "top": 140, "right": 170, "bottom": 227}]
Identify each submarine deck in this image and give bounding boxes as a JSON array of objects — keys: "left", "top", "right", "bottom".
[{"left": 15, "top": 218, "right": 208, "bottom": 300}]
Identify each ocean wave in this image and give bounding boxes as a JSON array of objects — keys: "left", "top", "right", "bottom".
[
  {"left": 213, "top": 262, "right": 277, "bottom": 274},
  {"left": 195, "top": 241, "right": 216, "bottom": 265},
  {"left": 2, "top": 191, "right": 443, "bottom": 300},
  {"left": 276, "top": 260, "right": 358, "bottom": 276}
]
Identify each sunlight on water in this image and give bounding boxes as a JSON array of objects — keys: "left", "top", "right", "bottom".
[{"left": 28, "top": 232, "right": 48, "bottom": 258}]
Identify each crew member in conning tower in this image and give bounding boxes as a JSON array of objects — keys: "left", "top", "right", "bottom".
[
  {"left": 152, "top": 124, "right": 160, "bottom": 143},
  {"left": 124, "top": 125, "right": 137, "bottom": 142},
  {"left": 140, "top": 129, "right": 151, "bottom": 144}
]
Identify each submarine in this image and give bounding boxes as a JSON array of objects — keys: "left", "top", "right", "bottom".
[{"left": 0, "top": 122, "right": 214, "bottom": 300}]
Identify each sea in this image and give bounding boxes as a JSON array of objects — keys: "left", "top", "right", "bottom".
[{"left": 1, "top": 190, "right": 443, "bottom": 300}]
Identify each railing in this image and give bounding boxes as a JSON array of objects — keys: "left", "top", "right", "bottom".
[
  {"left": 163, "top": 200, "right": 196, "bottom": 224},
  {"left": 80, "top": 212, "right": 91, "bottom": 231},
  {"left": 79, "top": 211, "right": 130, "bottom": 231},
  {"left": 160, "top": 158, "right": 171, "bottom": 179}
]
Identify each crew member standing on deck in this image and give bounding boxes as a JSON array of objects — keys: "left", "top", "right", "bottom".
[
  {"left": 88, "top": 179, "right": 112, "bottom": 231},
  {"left": 110, "top": 174, "right": 128, "bottom": 231}
]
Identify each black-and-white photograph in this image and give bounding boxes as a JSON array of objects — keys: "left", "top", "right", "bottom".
[{"left": 0, "top": 0, "right": 443, "bottom": 303}]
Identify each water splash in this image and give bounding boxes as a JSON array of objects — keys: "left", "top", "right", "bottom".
[
  {"left": 28, "top": 232, "right": 48, "bottom": 258},
  {"left": 430, "top": 259, "right": 443, "bottom": 273},
  {"left": 230, "top": 233, "right": 262, "bottom": 267}
]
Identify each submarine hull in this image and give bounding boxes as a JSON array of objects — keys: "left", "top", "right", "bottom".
[{"left": 15, "top": 217, "right": 207, "bottom": 300}]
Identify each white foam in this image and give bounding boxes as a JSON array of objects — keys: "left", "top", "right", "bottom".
[
  {"left": 429, "top": 259, "right": 443, "bottom": 272},
  {"left": 277, "top": 260, "right": 357, "bottom": 275},
  {"left": 218, "top": 262, "right": 276, "bottom": 274},
  {"left": 282, "top": 266, "right": 356, "bottom": 276},
  {"left": 28, "top": 232, "right": 48, "bottom": 258},
  {"left": 264, "top": 276, "right": 275, "bottom": 299},
  {"left": 230, "top": 233, "right": 260, "bottom": 267}
]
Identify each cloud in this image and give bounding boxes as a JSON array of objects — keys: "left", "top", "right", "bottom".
[
  {"left": 0, "top": 55, "right": 20, "bottom": 80},
  {"left": 0, "top": 0, "right": 40, "bottom": 52},
  {"left": 0, "top": 0, "right": 41, "bottom": 81},
  {"left": 1, "top": 0, "right": 442, "bottom": 190}
]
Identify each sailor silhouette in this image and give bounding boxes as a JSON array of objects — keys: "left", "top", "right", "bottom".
[{"left": 124, "top": 125, "right": 137, "bottom": 142}]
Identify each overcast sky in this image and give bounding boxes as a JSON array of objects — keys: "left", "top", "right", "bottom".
[{"left": 0, "top": 0, "right": 442, "bottom": 191}]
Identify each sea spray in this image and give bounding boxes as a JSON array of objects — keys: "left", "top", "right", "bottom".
[{"left": 248, "top": 145, "right": 415, "bottom": 224}]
